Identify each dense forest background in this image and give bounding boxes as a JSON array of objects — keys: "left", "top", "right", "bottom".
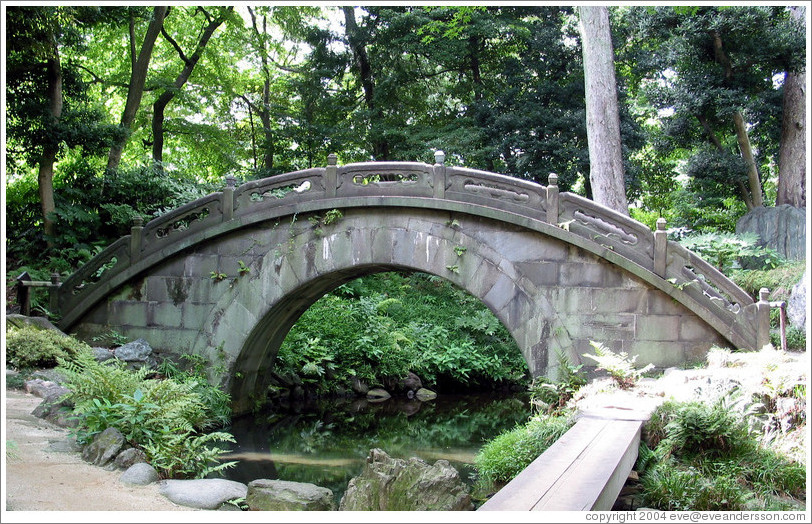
[{"left": 4, "top": 4, "right": 807, "bottom": 278}]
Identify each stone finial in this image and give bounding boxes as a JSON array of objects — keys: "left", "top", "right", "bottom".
[
  {"left": 225, "top": 174, "right": 237, "bottom": 188},
  {"left": 50, "top": 272, "right": 61, "bottom": 285},
  {"left": 759, "top": 288, "right": 770, "bottom": 302},
  {"left": 656, "top": 217, "right": 667, "bottom": 231},
  {"left": 132, "top": 215, "right": 144, "bottom": 227},
  {"left": 327, "top": 153, "right": 338, "bottom": 166},
  {"left": 548, "top": 173, "right": 558, "bottom": 187},
  {"left": 434, "top": 150, "right": 446, "bottom": 165}
]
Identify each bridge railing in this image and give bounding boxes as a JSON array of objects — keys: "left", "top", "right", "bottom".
[{"left": 56, "top": 153, "right": 766, "bottom": 349}]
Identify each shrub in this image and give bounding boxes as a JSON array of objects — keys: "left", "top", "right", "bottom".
[
  {"left": 642, "top": 463, "right": 753, "bottom": 511},
  {"left": 658, "top": 400, "right": 753, "bottom": 459},
  {"left": 582, "top": 341, "right": 653, "bottom": 389},
  {"left": 5, "top": 326, "right": 90, "bottom": 369},
  {"left": 57, "top": 349, "right": 235, "bottom": 479},
  {"left": 529, "top": 351, "right": 586, "bottom": 414},
  {"left": 474, "top": 413, "right": 574, "bottom": 485}
]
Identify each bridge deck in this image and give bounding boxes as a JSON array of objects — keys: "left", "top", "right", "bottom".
[{"left": 478, "top": 406, "right": 653, "bottom": 512}]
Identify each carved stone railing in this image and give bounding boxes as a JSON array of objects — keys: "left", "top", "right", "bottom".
[{"left": 57, "top": 152, "right": 769, "bottom": 350}]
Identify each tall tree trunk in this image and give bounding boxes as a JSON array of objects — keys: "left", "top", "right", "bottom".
[
  {"left": 712, "top": 30, "right": 763, "bottom": 209},
  {"left": 152, "top": 8, "right": 229, "bottom": 166},
  {"left": 578, "top": 6, "right": 628, "bottom": 216},
  {"left": 732, "top": 111, "right": 764, "bottom": 209},
  {"left": 39, "top": 51, "right": 63, "bottom": 246},
  {"left": 342, "top": 6, "right": 388, "bottom": 160},
  {"left": 777, "top": 6, "right": 806, "bottom": 208},
  {"left": 107, "top": 6, "right": 168, "bottom": 171}
]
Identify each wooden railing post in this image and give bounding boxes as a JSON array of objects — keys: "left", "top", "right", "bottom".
[
  {"left": 325, "top": 153, "right": 337, "bottom": 197},
  {"left": 223, "top": 174, "right": 236, "bottom": 221},
  {"left": 546, "top": 173, "right": 559, "bottom": 225},
  {"left": 653, "top": 217, "right": 667, "bottom": 277},
  {"left": 130, "top": 215, "right": 144, "bottom": 263},
  {"left": 433, "top": 150, "right": 446, "bottom": 199}
]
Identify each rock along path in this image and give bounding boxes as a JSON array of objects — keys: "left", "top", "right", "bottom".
[{"left": 3, "top": 388, "right": 193, "bottom": 513}]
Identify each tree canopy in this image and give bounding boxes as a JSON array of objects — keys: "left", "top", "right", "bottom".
[{"left": 4, "top": 5, "right": 807, "bottom": 271}]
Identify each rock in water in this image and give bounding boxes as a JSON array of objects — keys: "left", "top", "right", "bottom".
[
  {"left": 246, "top": 479, "right": 335, "bottom": 510},
  {"left": 339, "top": 448, "right": 473, "bottom": 511}
]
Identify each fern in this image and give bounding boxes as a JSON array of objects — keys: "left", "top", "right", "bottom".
[{"left": 582, "top": 341, "right": 654, "bottom": 389}]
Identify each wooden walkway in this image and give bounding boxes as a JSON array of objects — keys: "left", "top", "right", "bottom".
[{"left": 478, "top": 405, "right": 654, "bottom": 511}]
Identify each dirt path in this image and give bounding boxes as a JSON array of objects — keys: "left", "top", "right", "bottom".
[{"left": 3, "top": 388, "right": 194, "bottom": 513}]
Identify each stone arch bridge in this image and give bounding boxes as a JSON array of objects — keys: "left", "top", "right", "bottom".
[{"left": 57, "top": 153, "right": 770, "bottom": 413}]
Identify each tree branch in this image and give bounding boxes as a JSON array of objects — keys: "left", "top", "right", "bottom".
[{"left": 161, "top": 27, "right": 189, "bottom": 64}]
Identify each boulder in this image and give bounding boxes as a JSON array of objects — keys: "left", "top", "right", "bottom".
[
  {"left": 92, "top": 347, "right": 116, "bottom": 363},
  {"left": 787, "top": 270, "right": 807, "bottom": 330},
  {"left": 350, "top": 377, "right": 370, "bottom": 395},
  {"left": 339, "top": 448, "right": 473, "bottom": 511},
  {"left": 415, "top": 388, "right": 437, "bottom": 401},
  {"left": 735, "top": 204, "right": 806, "bottom": 262},
  {"left": 114, "top": 338, "right": 156, "bottom": 369},
  {"left": 24, "top": 378, "right": 63, "bottom": 398},
  {"left": 158, "top": 479, "right": 248, "bottom": 510},
  {"left": 366, "top": 388, "right": 391, "bottom": 401},
  {"left": 31, "top": 387, "right": 75, "bottom": 427},
  {"left": 246, "top": 479, "right": 335, "bottom": 511},
  {"left": 82, "top": 427, "right": 126, "bottom": 467},
  {"left": 120, "top": 463, "right": 159, "bottom": 486},
  {"left": 115, "top": 447, "right": 148, "bottom": 469},
  {"left": 397, "top": 372, "right": 423, "bottom": 393}
]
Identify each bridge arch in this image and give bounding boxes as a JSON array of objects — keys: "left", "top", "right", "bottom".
[{"left": 59, "top": 155, "right": 770, "bottom": 413}]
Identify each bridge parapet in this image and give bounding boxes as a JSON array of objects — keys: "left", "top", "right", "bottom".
[{"left": 57, "top": 153, "right": 767, "bottom": 351}]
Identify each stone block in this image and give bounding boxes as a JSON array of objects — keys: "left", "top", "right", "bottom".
[
  {"left": 623, "top": 340, "right": 685, "bottom": 369},
  {"left": 184, "top": 255, "right": 219, "bottom": 278},
  {"left": 593, "top": 289, "right": 648, "bottom": 313},
  {"left": 109, "top": 301, "right": 148, "bottom": 327},
  {"left": 182, "top": 303, "right": 216, "bottom": 330},
  {"left": 483, "top": 272, "right": 517, "bottom": 312},
  {"left": 247, "top": 479, "right": 335, "bottom": 511},
  {"left": 679, "top": 315, "right": 715, "bottom": 341},
  {"left": 560, "top": 262, "right": 622, "bottom": 288},
  {"left": 516, "top": 261, "right": 560, "bottom": 288},
  {"left": 547, "top": 287, "right": 593, "bottom": 314},
  {"left": 635, "top": 315, "right": 680, "bottom": 341},
  {"left": 151, "top": 302, "right": 183, "bottom": 328}
]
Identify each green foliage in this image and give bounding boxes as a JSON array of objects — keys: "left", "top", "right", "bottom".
[
  {"left": 640, "top": 398, "right": 806, "bottom": 510},
  {"left": 5, "top": 326, "right": 90, "bottom": 369},
  {"left": 582, "top": 341, "right": 654, "bottom": 389},
  {"left": 679, "top": 232, "right": 784, "bottom": 273},
  {"left": 57, "top": 348, "right": 234, "bottom": 479},
  {"left": 274, "top": 272, "right": 528, "bottom": 395},
  {"left": 474, "top": 413, "right": 574, "bottom": 485},
  {"left": 771, "top": 326, "right": 806, "bottom": 351},
  {"left": 729, "top": 260, "right": 805, "bottom": 299},
  {"left": 528, "top": 351, "right": 586, "bottom": 414}
]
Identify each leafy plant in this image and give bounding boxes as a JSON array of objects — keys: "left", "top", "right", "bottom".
[
  {"left": 582, "top": 341, "right": 654, "bottom": 389},
  {"left": 210, "top": 271, "right": 227, "bottom": 282},
  {"left": 6, "top": 326, "right": 90, "bottom": 369},
  {"left": 679, "top": 232, "right": 784, "bottom": 273},
  {"left": 528, "top": 351, "right": 586, "bottom": 414}
]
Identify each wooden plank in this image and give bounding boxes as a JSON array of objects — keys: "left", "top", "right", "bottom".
[
  {"left": 532, "top": 419, "right": 641, "bottom": 511},
  {"left": 477, "top": 416, "right": 643, "bottom": 512}
]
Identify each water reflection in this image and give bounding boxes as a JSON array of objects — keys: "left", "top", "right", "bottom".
[{"left": 223, "top": 392, "right": 531, "bottom": 501}]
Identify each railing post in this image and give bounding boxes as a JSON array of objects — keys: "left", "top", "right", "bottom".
[
  {"left": 325, "top": 153, "right": 337, "bottom": 197},
  {"left": 130, "top": 215, "right": 144, "bottom": 263},
  {"left": 756, "top": 288, "right": 772, "bottom": 350},
  {"left": 223, "top": 174, "right": 236, "bottom": 221},
  {"left": 546, "top": 173, "right": 559, "bottom": 225},
  {"left": 433, "top": 150, "right": 446, "bottom": 199},
  {"left": 15, "top": 272, "right": 31, "bottom": 316},
  {"left": 653, "top": 217, "right": 667, "bottom": 277},
  {"left": 49, "top": 272, "right": 61, "bottom": 314}
]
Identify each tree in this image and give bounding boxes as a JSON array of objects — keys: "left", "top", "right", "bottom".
[
  {"left": 777, "top": 5, "right": 806, "bottom": 208},
  {"left": 106, "top": 6, "right": 168, "bottom": 171},
  {"left": 151, "top": 6, "right": 232, "bottom": 166},
  {"left": 6, "top": 6, "right": 120, "bottom": 246},
  {"left": 578, "top": 6, "right": 629, "bottom": 216}
]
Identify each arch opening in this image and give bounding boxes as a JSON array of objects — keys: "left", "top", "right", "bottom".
[{"left": 231, "top": 268, "right": 531, "bottom": 412}]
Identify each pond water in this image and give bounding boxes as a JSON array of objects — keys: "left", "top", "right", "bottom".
[{"left": 222, "top": 392, "right": 532, "bottom": 502}]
